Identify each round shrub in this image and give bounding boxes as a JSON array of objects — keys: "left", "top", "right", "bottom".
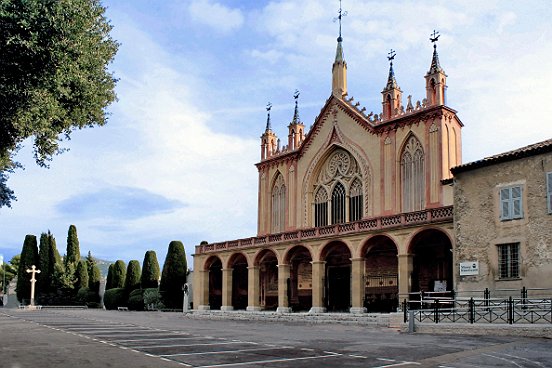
[
  {"left": 77, "top": 287, "right": 101, "bottom": 307},
  {"left": 103, "top": 288, "right": 127, "bottom": 310},
  {"left": 128, "top": 289, "right": 144, "bottom": 311}
]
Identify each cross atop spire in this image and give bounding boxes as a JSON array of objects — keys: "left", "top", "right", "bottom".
[
  {"left": 292, "top": 90, "right": 301, "bottom": 124},
  {"left": 428, "top": 30, "right": 443, "bottom": 74},
  {"left": 265, "top": 102, "right": 272, "bottom": 131},
  {"left": 385, "top": 49, "right": 398, "bottom": 90},
  {"left": 333, "top": 0, "right": 348, "bottom": 42}
]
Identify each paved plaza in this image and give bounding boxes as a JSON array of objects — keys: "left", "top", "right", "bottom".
[{"left": 1, "top": 309, "right": 551, "bottom": 367}]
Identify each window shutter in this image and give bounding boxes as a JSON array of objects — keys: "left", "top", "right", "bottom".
[
  {"left": 500, "top": 188, "right": 511, "bottom": 220},
  {"left": 511, "top": 186, "right": 522, "bottom": 219},
  {"left": 546, "top": 172, "right": 552, "bottom": 214}
]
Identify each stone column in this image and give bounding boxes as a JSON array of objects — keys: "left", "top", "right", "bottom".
[
  {"left": 247, "top": 266, "right": 261, "bottom": 311},
  {"left": 398, "top": 254, "right": 414, "bottom": 303},
  {"left": 195, "top": 270, "right": 210, "bottom": 311},
  {"left": 350, "top": 258, "right": 366, "bottom": 313},
  {"left": 309, "top": 261, "right": 326, "bottom": 313},
  {"left": 221, "top": 268, "right": 234, "bottom": 311},
  {"left": 277, "top": 263, "right": 291, "bottom": 313}
]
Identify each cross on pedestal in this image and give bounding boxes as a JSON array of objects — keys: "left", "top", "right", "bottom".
[{"left": 26, "top": 265, "right": 41, "bottom": 306}]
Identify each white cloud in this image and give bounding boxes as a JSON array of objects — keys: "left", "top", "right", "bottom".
[{"left": 188, "top": 0, "right": 244, "bottom": 33}]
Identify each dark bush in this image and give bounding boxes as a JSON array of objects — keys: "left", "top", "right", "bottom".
[
  {"left": 103, "top": 288, "right": 127, "bottom": 310},
  {"left": 128, "top": 289, "right": 144, "bottom": 311},
  {"left": 143, "top": 288, "right": 162, "bottom": 310},
  {"left": 77, "top": 287, "right": 101, "bottom": 307}
]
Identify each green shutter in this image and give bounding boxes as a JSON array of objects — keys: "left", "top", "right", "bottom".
[
  {"left": 511, "top": 186, "right": 523, "bottom": 219},
  {"left": 547, "top": 172, "right": 552, "bottom": 214},
  {"left": 500, "top": 188, "right": 511, "bottom": 220}
]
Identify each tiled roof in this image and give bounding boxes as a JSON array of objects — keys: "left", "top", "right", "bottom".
[{"left": 451, "top": 138, "right": 552, "bottom": 174}]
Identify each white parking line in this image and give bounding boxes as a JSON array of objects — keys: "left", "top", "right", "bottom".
[
  {"left": 132, "top": 341, "right": 257, "bottom": 349},
  {"left": 112, "top": 336, "right": 199, "bottom": 343},
  {"left": 373, "top": 362, "right": 420, "bottom": 368},
  {"left": 192, "top": 352, "right": 342, "bottom": 368},
  {"left": 160, "top": 346, "right": 294, "bottom": 357},
  {"left": 65, "top": 327, "right": 151, "bottom": 331}
]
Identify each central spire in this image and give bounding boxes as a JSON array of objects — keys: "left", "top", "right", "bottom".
[
  {"left": 332, "top": 0, "right": 348, "bottom": 98},
  {"left": 386, "top": 49, "right": 398, "bottom": 89}
]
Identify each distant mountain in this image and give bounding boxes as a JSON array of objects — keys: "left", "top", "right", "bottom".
[{"left": 93, "top": 258, "right": 113, "bottom": 279}]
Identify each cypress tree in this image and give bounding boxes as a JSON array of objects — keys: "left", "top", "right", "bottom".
[
  {"left": 38, "top": 232, "right": 52, "bottom": 292},
  {"left": 16, "top": 234, "right": 39, "bottom": 303},
  {"left": 125, "top": 260, "right": 141, "bottom": 292},
  {"left": 159, "top": 241, "right": 187, "bottom": 308},
  {"left": 75, "top": 260, "right": 89, "bottom": 290},
  {"left": 141, "top": 250, "right": 160, "bottom": 289},
  {"left": 86, "top": 252, "right": 101, "bottom": 294},
  {"left": 66, "top": 225, "right": 80, "bottom": 265},
  {"left": 105, "top": 264, "right": 114, "bottom": 290},
  {"left": 112, "top": 260, "right": 126, "bottom": 289}
]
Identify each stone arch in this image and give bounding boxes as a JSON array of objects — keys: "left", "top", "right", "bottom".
[
  {"left": 361, "top": 235, "right": 399, "bottom": 312},
  {"left": 408, "top": 228, "right": 453, "bottom": 295},
  {"left": 285, "top": 245, "right": 313, "bottom": 311},
  {"left": 321, "top": 241, "right": 352, "bottom": 312},
  {"left": 228, "top": 253, "right": 248, "bottom": 310},
  {"left": 255, "top": 249, "right": 279, "bottom": 310},
  {"left": 205, "top": 255, "right": 223, "bottom": 310}
]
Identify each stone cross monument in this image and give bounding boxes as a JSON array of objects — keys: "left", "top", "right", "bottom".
[{"left": 26, "top": 265, "right": 41, "bottom": 307}]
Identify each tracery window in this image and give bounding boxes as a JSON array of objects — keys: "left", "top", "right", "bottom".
[
  {"left": 349, "top": 179, "right": 363, "bottom": 222},
  {"left": 271, "top": 174, "right": 286, "bottom": 233},
  {"left": 313, "top": 149, "right": 364, "bottom": 226},
  {"left": 331, "top": 182, "right": 346, "bottom": 224},
  {"left": 401, "top": 136, "right": 425, "bottom": 212},
  {"left": 314, "top": 187, "right": 328, "bottom": 227}
]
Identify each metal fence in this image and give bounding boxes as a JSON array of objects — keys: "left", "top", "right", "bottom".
[{"left": 403, "top": 287, "right": 552, "bottom": 324}]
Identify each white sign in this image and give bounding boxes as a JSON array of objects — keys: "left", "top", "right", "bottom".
[{"left": 459, "top": 261, "right": 479, "bottom": 276}]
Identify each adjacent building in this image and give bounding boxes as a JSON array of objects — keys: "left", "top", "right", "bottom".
[{"left": 452, "top": 139, "right": 552, "bottom": 295}]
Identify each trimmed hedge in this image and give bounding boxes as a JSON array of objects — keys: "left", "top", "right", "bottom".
[
  {"left": 103, "top": 288, "right": 127, "bottom": 310},
  {"left": 76, "top": 287, "right": 101, "bottom": 308},
  {"left": 128, "top": 289, "right": 144, "bottom": 311}
]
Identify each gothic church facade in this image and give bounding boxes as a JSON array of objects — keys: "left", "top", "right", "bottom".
[{"left": 193, "top": 33, "right": 462, "bottom": 313}]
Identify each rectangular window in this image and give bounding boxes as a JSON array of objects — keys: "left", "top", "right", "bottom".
[
  {"left": 500, "top": 185, "right": 523, "bottom": 221},
  {"left": 547, "top": 172, "right": 552, "bottom": 214},
  {"left": 497, "top": 243, "right": 520, "bottom": 279}
]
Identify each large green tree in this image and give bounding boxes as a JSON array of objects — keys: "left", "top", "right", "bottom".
[
  {"left": 105, "top": 263, "right": 114, "bottom": 290},
  {"left": 86, "top": 251, "right": 101, "bottom": 293},
  {"left": 124, "top": 260, "right": 141, "bottom": 292},
  {"left": 66, "top": 225, "right": 80, "bottom": 265},
  {"left": 37, "top": 231, "right": 60, "bottom": 293},
  {"left": 16, "top": 234, "right": 39, "bottom": 302},
  {"left": 75, "top": 260, "right": 89, "bottom": 290},
  {"left": 0, "top": 255, "right": 19, "bottom": 292},
  {"left": 141, "top": 250, "right": 160, "bottom": 289},
  {"left": 0, "top": 0, "right": 119, "bottom": 208},
  {"left": 111, "top": 260, "right": 126, "bottom": 289},
  {"left": 159, "top": 241, "right": 187, "bottom": 309}
]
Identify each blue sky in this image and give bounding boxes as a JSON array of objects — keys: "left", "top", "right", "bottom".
[{"left": 1, "top": 0, "right": 551, "bottom": 268}]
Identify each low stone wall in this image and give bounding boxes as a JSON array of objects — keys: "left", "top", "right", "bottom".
[
  {"left": 187, "top": 310, "right": 393, "bottom": 327},
  {"left": 403, "top": 322, "right": 552, "bottom": 338}
]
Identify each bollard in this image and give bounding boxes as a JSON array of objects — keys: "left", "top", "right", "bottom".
[{"left": 408, "top": 310, "right": 416, "bottom": 333}]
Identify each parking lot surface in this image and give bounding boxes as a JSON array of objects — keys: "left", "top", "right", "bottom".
[{"left": 1, "top": 309, "right": 551, "bottom": 367}]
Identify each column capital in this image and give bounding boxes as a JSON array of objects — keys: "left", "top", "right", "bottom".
[
  {"left": 350, "top": 257, "right": 365, "bottom": 262},
  {"left": 276, "top": 263, "right": 290, "bottom": 268},
  {"left": 221, "top": 268, "right": 233, "bottom": 272},
  {"left": 311, "top": 260, "right": 326, "bottom": 265},
  {"left": 247, "top": 266, "right": 259, "bottom": 270}
]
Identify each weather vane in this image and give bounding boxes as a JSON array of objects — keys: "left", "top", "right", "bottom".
[
  {"left": 333, "top": 0, "right": 348, "bottom": 39},
  {"left": 430, "top": 30, "right": 440, "bottom": 48},
  {"left": 294, "top": 90, "right": 300, "bottom": 101},
  {"left": 266, "top": 102, "right": 272, "bottom": 112},
  {"left": 387, "top": 49, "right": 396, "bottom": 62}
]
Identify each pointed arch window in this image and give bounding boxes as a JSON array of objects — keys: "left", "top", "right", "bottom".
[
  {"left": 349, "top": 178, "right": 363, "bottom": 222},
  {"left": 314, "top": 187, "right": 328, "bottom": 227},
  {"left": 401, "top": 136, "right": 425, "bottom": 212},
  {"left": 271, "top": 174, "right": 286, "bottom": 233},
  {"left": 331, "top": 182, "right": 346, "bottom": 224}
]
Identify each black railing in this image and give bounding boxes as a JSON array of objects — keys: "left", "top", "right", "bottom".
[{"left": 404, "top": 287, "right": 552, "bottom": 325}]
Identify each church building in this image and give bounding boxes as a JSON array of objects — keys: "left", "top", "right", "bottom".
[{"left": 193, "top": 28, "right": 463, "bottom": 313}]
